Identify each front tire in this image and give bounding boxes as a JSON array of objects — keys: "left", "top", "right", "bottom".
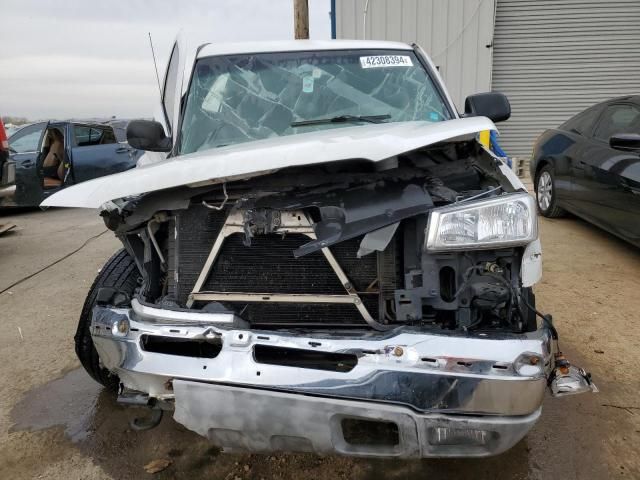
[
  {"left": 535, "top": 165, "right": 565, "bottom": 218},
  {"left": 75, "top": 249, "right": 139, "bottom": 390}
]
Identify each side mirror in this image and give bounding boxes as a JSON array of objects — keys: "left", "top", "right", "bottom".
[
  {"left": 609, "top": 133, "right": 640, "bottom": 152},
  {"left": 464, "top": 92, "right": 511, "bottom": 123},
  {"left": 126, "top": 120, "right": 172, "bottom": 152}
]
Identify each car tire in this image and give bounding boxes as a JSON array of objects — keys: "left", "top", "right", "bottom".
[
  {"left": 75, "top": 249, "right": 140, "bottom": 391},
  {"left": 535, "top": 165, "right": 565, "bottom": 218}
]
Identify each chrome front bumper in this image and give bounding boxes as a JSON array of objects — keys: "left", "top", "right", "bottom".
[
  {"left": 91, "top": 300, "right": 557, "bottom": 457},
  {"left": 173, "top": 381, "right": 541, "bottom": 457}
]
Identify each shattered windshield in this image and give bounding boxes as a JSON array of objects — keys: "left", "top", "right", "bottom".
[{"left": 178, "top": 49, "right": 453, "bottom": 154}]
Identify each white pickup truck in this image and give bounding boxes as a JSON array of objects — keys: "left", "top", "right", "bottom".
[{"left": 44, "top": 38, "right": 595, "bottom": 458}]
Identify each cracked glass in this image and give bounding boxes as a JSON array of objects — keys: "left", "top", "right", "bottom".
[{"left": 178, "top": 49, "right": 452, "bottom": 154}]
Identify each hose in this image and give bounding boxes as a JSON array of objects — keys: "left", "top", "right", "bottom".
[{"left": 519, "top": 292, "right": 559, "bottom": 342}]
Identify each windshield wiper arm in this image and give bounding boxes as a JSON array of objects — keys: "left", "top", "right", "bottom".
[{"left": 291, "top": 114, "right": 391, "bottom": 127}]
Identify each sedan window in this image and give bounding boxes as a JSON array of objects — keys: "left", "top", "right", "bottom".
[
  {"left": 74, "top": 126, "right": 117, "bottom": 147},
  {"left": 99, "top": 127, "right": 117, "bottom": 144},
  {"left": 593, "top": 104, "right": 640, "bottom": 141},
  {"left": 8, "top": 123, "right": 45, "bottom": 153},
  {"left": 561, "top": 105, "right": 602, "bottom": 136}
]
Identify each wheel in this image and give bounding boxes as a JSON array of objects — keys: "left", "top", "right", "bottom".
[
  {"left": 75, "top": 249, "right": 140, "bottom": 390},
  {"left": 535, "top": 165, "right": 565, "bottom": 218}
]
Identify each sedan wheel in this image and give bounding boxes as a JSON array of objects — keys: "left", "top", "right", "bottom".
[
  {"left": 537, "top": 171, "right": 553, "bottom": 211},
  {"left": 535, "top": 166, "right": 565, "bottom": 218}
]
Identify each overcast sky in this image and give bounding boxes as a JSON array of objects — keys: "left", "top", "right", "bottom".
[{"left": 0, "top": 0, "right": 331, "bottom": 120}]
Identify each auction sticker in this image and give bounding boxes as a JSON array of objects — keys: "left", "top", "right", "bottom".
[
  {"left": 302, "top": 76, "right": 314, "bottom": 93},
  {"left": 360, "top": 55, "right": 413, "bottom": 68}
]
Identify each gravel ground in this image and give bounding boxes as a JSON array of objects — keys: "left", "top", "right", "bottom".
[{"left": 0, "top": 206, "right": 638, "bottom": 479}]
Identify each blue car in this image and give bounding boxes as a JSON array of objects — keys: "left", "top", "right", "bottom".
[{"left": 1, "top": 119, "right": 142, "bottom": 207}]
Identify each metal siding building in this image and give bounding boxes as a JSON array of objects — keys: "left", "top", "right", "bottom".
[
  {"left": 492, "top": 0, "right": 640, "bottom": 157},
  {"left": 335, "top": 0, "right": 496, "bottom": 111},
  {"left": 335, "top": 0, "right": 640, "bottom": 158}
]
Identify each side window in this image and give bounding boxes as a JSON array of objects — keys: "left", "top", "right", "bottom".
[
  {"left": 163, "top": 44, "right": 180, "bottom": 130},
  {"left": 561, "top": 106, "right": 602, "bottom": 136},
  {"left": 74, "top": 126, "right": 117, "bottom": 146},
  {"left": 89, "top": 128, "right": 103, "bottom": 144},
  {"left": 74, "top": 126, "right": 92, "bottom": 146},
  {"left": 97, "top": 127, "right": 117, "bottom": 145},
  {"left": 8, "top": 123, "right": 45, "bottom": 153},
  {"left": 593, "top": 104, "right": 640, "bottom": 141}
]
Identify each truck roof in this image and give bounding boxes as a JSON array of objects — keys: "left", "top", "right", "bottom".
[{"left": 196, "top": 40, "right": 413, "bottom": 59}]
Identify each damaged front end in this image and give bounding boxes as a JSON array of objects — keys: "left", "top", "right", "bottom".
[{"left": 87, "top": 135, "right": 595, "bottom": 458}]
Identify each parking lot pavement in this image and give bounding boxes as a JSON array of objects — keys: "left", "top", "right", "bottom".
[{"left": 1, "top": 207, "right": 639, "bottom": 479}]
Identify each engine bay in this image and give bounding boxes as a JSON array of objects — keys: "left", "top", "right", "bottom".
[{"left": 101, "top": 139, "right": 536, "bottom": 333}]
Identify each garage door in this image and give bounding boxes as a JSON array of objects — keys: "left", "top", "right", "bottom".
[{"left": 492, "top": 0, "right": 640, "bottom": 158}]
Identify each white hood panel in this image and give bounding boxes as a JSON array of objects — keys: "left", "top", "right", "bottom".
[{"left": 42, "top": 117, "right": 495, "bottom": 209}]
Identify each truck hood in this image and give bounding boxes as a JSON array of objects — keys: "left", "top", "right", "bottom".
[{"left": 42, "top": 117, "right": 495, "bottom": 208}]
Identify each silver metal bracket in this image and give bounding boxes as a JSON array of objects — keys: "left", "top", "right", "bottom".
[{"left": 186, "top": 210, "right": 389, "bottom": 330}]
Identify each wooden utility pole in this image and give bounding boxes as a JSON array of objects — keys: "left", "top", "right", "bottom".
[{"left": 294, "top": 0, "right": 309, "bottom": 39}]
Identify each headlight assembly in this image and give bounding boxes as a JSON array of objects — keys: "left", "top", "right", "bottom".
[{"left": 425, "top": 193, "right": 537, "bottom": 251}]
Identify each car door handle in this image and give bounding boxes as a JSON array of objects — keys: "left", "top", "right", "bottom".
[
  {"left": 572, "top": 159, "right": 587, "bottom": 170},
  {"left": 116, "top": 146, "right": 132, "bottom": 153},
  {"left": 21, "top": 160, "right": 34, "bottom": 168}
]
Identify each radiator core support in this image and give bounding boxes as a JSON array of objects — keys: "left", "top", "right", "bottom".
[{"left": 186, "top": 209, "right": 390, "bottom": 331}]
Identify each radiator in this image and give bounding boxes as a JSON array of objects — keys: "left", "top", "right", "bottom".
[{"left": 167, "top": 205, "right": 401, "bottom": 327}]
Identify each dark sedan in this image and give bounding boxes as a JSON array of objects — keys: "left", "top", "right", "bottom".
[
  {"left": 1, "top": 119, "right": 143, "bottom": 208},
  {"left": 530, "top": 96, "right": 640, "bottom": 248}
]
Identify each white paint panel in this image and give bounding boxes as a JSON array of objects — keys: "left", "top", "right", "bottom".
[{"left": 522, "top": 239, "right": 543, "bottom": 287}]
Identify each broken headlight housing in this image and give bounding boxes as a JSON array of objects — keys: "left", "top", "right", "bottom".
[{"left": 425, "top": 193, "right": 537, "bottom": 251}]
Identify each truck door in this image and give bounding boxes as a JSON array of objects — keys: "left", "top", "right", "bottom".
[{"left": 69, "top": 124, "right": 137, "bottom": 184}]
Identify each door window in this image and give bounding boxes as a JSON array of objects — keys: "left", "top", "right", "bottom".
[
  {"left": 8, "top": 123, "right": 46, "bottom": 153},
  {"left": 98, "top": 127, "right": 117, "bottom": 144},
  {"left": 74, "top": 126, "right": 117, "bottom": 147},
  {"left": 593, "top": 104, "right": 640, "bottom": 141},
  {"left": 561, "top": 105, "right": 603, "bottom": 136}
]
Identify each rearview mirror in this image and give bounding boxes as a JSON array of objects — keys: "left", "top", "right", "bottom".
[
  {"left": 464, "top": 92, "right": 511, "bottom": 123},
  {"left": 126, "top": 120, "right": 172, "bottom": 152},
  {"left": 609, "top": 133, "right": 640, "bottom": 152}
]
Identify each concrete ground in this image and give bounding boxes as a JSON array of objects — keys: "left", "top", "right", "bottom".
[{"left": 0, "top": 206, "right": 639, "bottom": 479}]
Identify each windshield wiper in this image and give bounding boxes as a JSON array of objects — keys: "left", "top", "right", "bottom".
[{"left": 291, "top": 114, "right": 391, "bottom": 127}]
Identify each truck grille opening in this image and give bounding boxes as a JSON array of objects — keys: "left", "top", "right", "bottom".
[
  {"left": 253, "top": 345, "right": 357, "bottom": 372},
  {"left": 167, "top": 205, "right": 401, "bottom": 327},
  {"left": 140, "top": 335, "right": 222, "bottom": 358},
  {"left": 341, "top": 418, "right": 400, "bottom": 446}
]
